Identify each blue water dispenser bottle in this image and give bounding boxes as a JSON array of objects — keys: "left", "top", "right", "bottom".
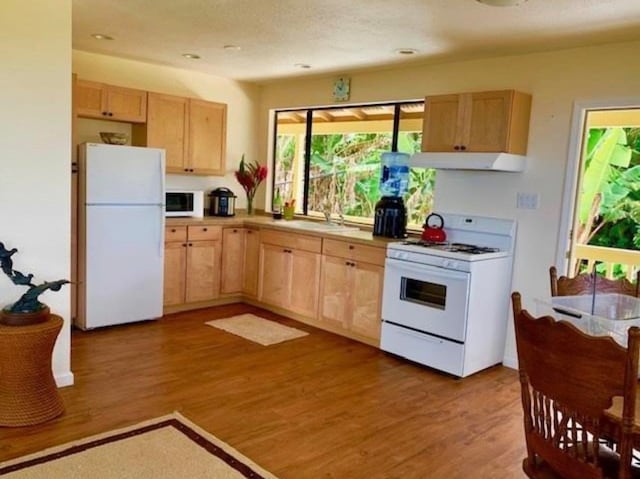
[{"left": 373, "top": 152, "right": 409, "bottom": 238}]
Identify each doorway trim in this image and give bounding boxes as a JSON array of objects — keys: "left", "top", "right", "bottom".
[{"left": 556, "top": 97, "right": 640, "bottom": 274}]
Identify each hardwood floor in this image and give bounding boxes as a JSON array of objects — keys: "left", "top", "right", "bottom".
[{"left": 0, "top": 304, "right": 525, "bottom": 477}]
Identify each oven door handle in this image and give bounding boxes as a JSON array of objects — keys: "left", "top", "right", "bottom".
[{"left": 385, "top": 258, "right": 470, "bottom": 281}]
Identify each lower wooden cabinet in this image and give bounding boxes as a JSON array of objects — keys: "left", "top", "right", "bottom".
[
  {"left": 242, "top": 228, "right": 260, "bottom": 297},
  {"left": 319, "top": 240, "right": 385, "bottom": 342},
  {"left": 258, "top": 232, "right": 321, "bottom": 319},
  {"left": 163, "top": 226, "right": 222, "bottom": 307},
  {"left": 221, "top": 227, "right": 246, "bottom": 295}
]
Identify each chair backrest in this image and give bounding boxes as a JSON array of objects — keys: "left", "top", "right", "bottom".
[
  {"left": 512, "top": 292, "right": 640, "bottom": 479},
  {"left": 549, "top": 266, "right": 639, "bottom": 297}
]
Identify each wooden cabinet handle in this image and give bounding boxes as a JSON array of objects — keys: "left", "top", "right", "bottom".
[
  {"left": 108, "top": 112, "right": 113, "bottom": 117},
  {"left": 182, "top": 243, "right": 187, "bottom": 247},
  {"left": 188, "top": 243, "right": 193, "bottom": 246},
  {"left": 170, "top": 228, "right": 176, "bottom": 233},
  {"left": 184, "top": 168, "right": 189, "bottom": 172},
  {"left": 454, "top": 145, "right": 460, "bottom": 151},
  {"left": 348, "top": 245, "right": 355, "bottom": 250},
  {"left": 102, "top": 111, "right": 108, "bottom": 116},
  {"left": 203, "top": 228, "right": 208, "bottom": 232},
  {"left": 460, "top": 145, "right": 467, "bottom": 151},
  {"left": 233, "top": 229, "right": 237, "bottom": 233}
]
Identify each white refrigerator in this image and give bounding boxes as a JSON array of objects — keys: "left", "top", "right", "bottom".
[{"left": 78, "top": 143, "right": 165, "bottom": 329}]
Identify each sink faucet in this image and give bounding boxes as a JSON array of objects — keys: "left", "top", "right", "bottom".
[{"left": 321, "top": 200, "right": 333, "bottom": 224}]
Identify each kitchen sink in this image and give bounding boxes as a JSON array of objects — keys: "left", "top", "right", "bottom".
[{"left": 272, "top": 220, "right": 360, "bottom": 233}]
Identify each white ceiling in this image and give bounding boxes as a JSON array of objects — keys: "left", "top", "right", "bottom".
[{"left": 72, "top": 0, "right": 640, "bottom": 83}]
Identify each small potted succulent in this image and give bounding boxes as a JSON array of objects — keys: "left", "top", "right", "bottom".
[{"left": 0, "top": 241, "right": 69, "bottom": 326}]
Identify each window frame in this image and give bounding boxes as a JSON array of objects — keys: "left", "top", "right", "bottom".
[{"left": 272, "top": 99, "right": 425, "bottom": 219}]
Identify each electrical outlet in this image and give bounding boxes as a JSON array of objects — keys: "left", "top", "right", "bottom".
[{"left": 517, "top": 192, "right": 539, "bottom": 209}]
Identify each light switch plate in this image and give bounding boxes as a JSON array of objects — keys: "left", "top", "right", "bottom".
[{"left": 517, "top": 192, "right": 539, "bottom": 209}]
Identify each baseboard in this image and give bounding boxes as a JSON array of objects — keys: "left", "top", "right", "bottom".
[
  {"left": 502, "top": 355, "right": 518, "bottom": 370},
  {"left": 55, "top": 371, "right": 75, "bottom": 388}
]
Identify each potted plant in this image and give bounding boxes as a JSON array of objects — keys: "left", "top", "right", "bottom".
[
  {"left": 0, "top": 241, "right": 69, "bottom": 326},
  {"left": 234, "top": 154, "right": 268, "bottom": 215}
]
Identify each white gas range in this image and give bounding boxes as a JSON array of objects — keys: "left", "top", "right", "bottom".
[{"left": 380, "top": 213, "right": 516, "bottom": 378}]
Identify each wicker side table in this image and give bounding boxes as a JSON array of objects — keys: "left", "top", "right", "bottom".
[{"left": 0, "top": 315, "right": 64, "bottom": 427}]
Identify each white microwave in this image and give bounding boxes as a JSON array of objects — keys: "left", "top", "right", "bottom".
[{"left": 165, "top": 190, "right": 204, "bottom": 218}]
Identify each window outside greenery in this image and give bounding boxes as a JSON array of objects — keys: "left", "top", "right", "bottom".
[{"left": 273, "top": 102, "right": 435, "bottom": 229}]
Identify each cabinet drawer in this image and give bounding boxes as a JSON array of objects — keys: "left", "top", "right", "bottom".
[
  {"left": 323, "top": 239, "right": 386, "bottom": 266},
  {"left": 260, "top": 229, "right": 321, "bottom": 253},
  {"left": 187, "top": 225, "right": 222, "bottom": 241},
  {"left": 165, "top": 226, "right": 187, "bottom": 243}
]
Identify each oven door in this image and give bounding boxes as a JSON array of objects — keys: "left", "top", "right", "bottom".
[{"left": 382, "top": 258, "right": 471, "bottom": 342}]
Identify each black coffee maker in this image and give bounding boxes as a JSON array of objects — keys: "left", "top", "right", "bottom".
[{"left": 373, "top": 196, "right": 407, "bottom": 238}]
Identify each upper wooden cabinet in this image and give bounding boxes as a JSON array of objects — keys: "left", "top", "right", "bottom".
[
  {"left": 421, "top": 90, "right": 532, "bottom": 155},
  {"left": 75, "top": 80, "right": 147, "bottom": 123},
  {"left": 134, "top": 92, "right": 227, "bottom": 176}
]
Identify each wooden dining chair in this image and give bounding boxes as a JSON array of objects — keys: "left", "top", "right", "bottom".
[
  {"left": 549, "top": 266, "right": 640, "bottom": 297},
  {"left": 511, "top": 292, "right": 640, "bottom": 479}
]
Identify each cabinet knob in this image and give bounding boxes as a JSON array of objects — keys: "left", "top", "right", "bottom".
[
  {"left": 182, "top": 243, "right": 187, "bottom": 247},
  {"left": 233, "top": 229, "right": 237, "bottom": 233},
  {"left": 102, "top": 111, "right": 108, "bottom": 116},
  {"left": 108, "top": 112, "right": 113, "bottom": 117},
  {"left": 171, "top": 228, "right": 176, "bottom": 232},
  {"left": 188, "top": 243, "right": 193, "bottom": 246},
  {"left": 247, "top": 230, "right": 253, "bottom": 234},
  {"left": 184, "top": 168, "right": 189, "bottom": 172},
  {"left": 203, "top": 228, "right": 208, "bottom": 232},
  {"left": 348, "top": 245, "right": 354, "bottom": 250},
  {"left": 453, "top": 145, "right": 460, "bottom": 151},
  {"left": 460, "top": 145, "right": 467, "bottom": 151}
]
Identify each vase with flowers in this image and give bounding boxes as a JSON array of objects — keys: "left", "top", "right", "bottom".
[{"left": 235, "top": 155, "right": 268, "bottom": 215}]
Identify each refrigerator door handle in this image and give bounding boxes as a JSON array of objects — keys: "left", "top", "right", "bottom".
[{"left": 158, "top": 207, "right": 164, "bottom": 258}]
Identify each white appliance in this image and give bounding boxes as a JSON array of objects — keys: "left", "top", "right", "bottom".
[
  {"left": 165, "top": 189, "right": 204, "bottom": 218},
  {"left": 78, "top": 143, "right": 165, "bottom": 330},
  {"left": 380, "top": 213, "right": 516, "bottom": 378}
]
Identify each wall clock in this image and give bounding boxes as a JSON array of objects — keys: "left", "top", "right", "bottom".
[{"left": 333, "top": 76, "right": 350, "bottom": 102}]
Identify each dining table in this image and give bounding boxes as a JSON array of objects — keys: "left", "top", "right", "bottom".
[{"left": 537, "top": 292, "right": 640, "bottom": 448}]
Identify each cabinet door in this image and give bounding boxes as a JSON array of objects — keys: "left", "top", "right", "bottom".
[
  {"left": 106, "top": 85, "right": 147, "bottom": 123},
  {"left": 464, "top": 91, "right": 512, "bottom": 153},
  {"left": 289, "top": 249, "right": 321, "bottom": 318},
  {"left": 422, "top": 94, "right": 464, "bottom": 152},
  {"left": 75, "top": 80, "right": 107, "bottom": 119},
  {"left": 243, "top": 229, "right": 260, "bottom": 297},
  {"left": 187, "top": 100, "right": 226, "bottom": 176},
  {"left": 318, "top": 255, "right": 351, "bottom": 328},
  {"left": 221, "top": 228, "right": 246, "bottom": 294},
  {"left": 185, "top": 240, "right": 221, "bottom": 303},
  {"left": 349, "top": 262, "right": 384, "bottom": 341},
  {"left": 258, "top": 243, "right": 290, "bottom": 308},
  {"left": 164, "top": 241, "right": 187, "bottom": 306},
  {"left": 147, "top": 93, "right": 188, "bottom": 173}
]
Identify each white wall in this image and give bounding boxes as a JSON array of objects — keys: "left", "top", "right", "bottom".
[
  {"left": 258, "top": 40, "right": 640, "bottom": 368},
  {"left": 73, "top": 51, "right": 262, "bottom": 210},
  {"left": 0, "top": 1, "right": 73, "bottom": 385}
]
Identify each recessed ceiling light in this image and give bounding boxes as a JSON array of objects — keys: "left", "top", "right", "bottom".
[
  {"left": 182, "top": 53, "right": 201, "bottom": 60},
  {"left": 223, "top": 45, "right": 241, "bottom": 51},
  {"left": 476, "top": 0, "right": 527, "bottom": 6},
  {"left": 91, "top": 33, "right": 114, "bottom": 40},
  {"left": 395, "top": 48, "right": 418, "bottom": 55},
  {"left": 294, "top": 63, "right": 312, "bottom": 69}
]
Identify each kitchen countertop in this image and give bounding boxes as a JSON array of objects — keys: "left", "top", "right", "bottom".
[{"left": 166, "top": 214, "right": 400, "bottom": 248}]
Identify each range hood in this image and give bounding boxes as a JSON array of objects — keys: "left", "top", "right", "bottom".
[{"left": 409, "top": 152, "right": 526, "bottom": 172}]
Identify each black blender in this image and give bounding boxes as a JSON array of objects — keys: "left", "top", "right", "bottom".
[{"left": 373, "top": 152, "right": 409, "bottom": 238}]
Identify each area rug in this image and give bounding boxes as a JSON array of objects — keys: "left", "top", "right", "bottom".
[
  {"left": 205, "top": 314, "right": 308, "bottom": 346},
  {"left": 0, "top": 412, "right": 278, "bottom": 479}
]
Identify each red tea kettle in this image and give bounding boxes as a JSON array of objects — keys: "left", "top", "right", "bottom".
[{"left": 421, "top": 213, "right": 447, "bottom": 243}]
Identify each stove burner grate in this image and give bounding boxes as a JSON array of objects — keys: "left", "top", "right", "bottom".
[{"left": 402, "top": 240, "right": 500, "bottom": 255}]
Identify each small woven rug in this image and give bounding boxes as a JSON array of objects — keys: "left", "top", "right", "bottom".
[
  {"left": 206, "top": 314, "right": 308, "bottom": 346},
  {"left": 0, "top": 412, "right": 277, "bottom": 479}
]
